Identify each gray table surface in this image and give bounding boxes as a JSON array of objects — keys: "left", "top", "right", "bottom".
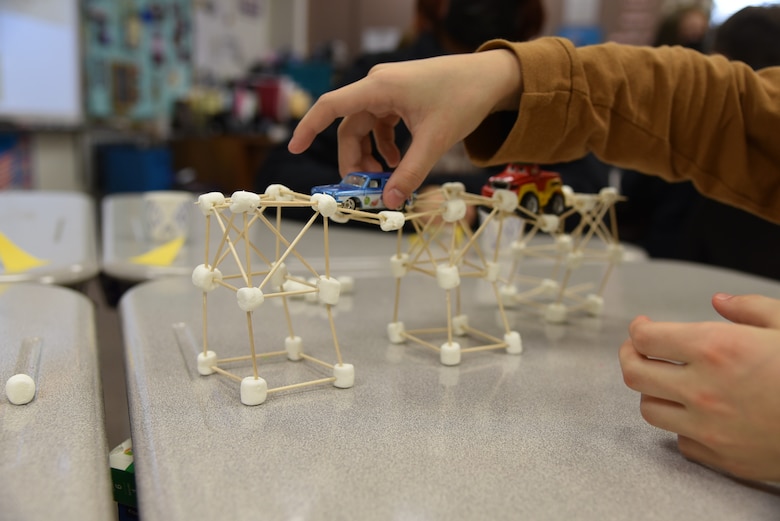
[
  {"left": 0, "top": 283, "right": 114, "bottom": 520},
  {"left": 0, "top": 191, "right": 99, "bottom": 285},
  {"left": 121, "top": 259, "right": 780, "bottom": 520}
]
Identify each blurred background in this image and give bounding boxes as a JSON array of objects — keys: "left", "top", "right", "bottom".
[{"left": 0, "top": 0, "right": 753, "bottom": 196}]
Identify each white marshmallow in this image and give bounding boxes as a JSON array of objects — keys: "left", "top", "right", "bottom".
[
  {"left": 389, "top": 253, "right": 409, "bottom": 278},
  {"left": 197, "top": 192, "right": 225, "bottom": 215},
  {"left": 387, "top": 321, "right": 406, "bottom": 343},
  {"left": 585, "top": 294, "right": 604, "bottom": 316},
  {"left": 540, "top": 278, "right": 559, "bottom": 297},
  {"left": 442, "top": 182, "right": 465, "bottom": 197},
  {"left": 505, "top": 331, "right": 523, "bottom": 354},
  {"left": 6, "top": 374, "right": 35, "bottom": 405},
  {"left": 545, "top": 303, "right": 567, "bottom": 324},
  {"left": 492, "top": 189, "right": 518, "bottom": 213},
  {"left": 310, "top": 193, "right": 338, "bottom": 217},
  {"left": 556, "top": 234, "right": 573, "bottom": 252},
  {"left": 333, "top": 363, "right": 355, "bottom": 388},
  {"left": 510, "top": 240, "right": 526, "bottom": 260},
  {"left": 229, "top": 191, "right": 260, "bottom": 213},
  {"left": 599, "top": 186, "right": 619, "bottom": 204},
  {"left": 268, "top": 261, "right": 289, "bottom": 289},
  {"left": 436, "top": 265, "right": 460, "bottom": 290},
  {"left": 538, "top": 214, "right": 559, "bottom": 233},
  {"left": 285, "top": 336, "right": 303, "bottom": 360},
  {"left": 566, "top": 251, "right": 584, "bottom": 270},
  {"left": 379, "top": 211, "right": 405, "bottom": 231},
  {"left": 330, "top": 211, "right": 351, "bottom": 224},
  {"left": 442, "top": 199, "right": 467, "bottom": 223},
  {"left": 562, "top": 185, "right": 575, "bottom": 207},
  {"left": 240, "top": 376, "right": 268, "bottom": 405},
  {"left": 192, "top": 264, "right": 223, "bottom": 292},
  {"left": 485, "top": 261, "right": 500, "bottom": 282},
  {"left": 337, "top": 275, "right": 355, "bottom": 294},
  {"left": 264, "top": 183, "right": 294, "bottom": 201},
  {"left": 452, "top": 314, "right": 469, "bottom": 336},
  {"left": 440, "top": 342, "right": 461, "bottom": 366},
  {"left": 318, "top": 276, "right": 341, "bottom": 305},
  {"left": 237, "top": 287, "right": 265, "bottom": 311},
  {"left": 197, "top": 351, "right": 218, "bottom": 375}
]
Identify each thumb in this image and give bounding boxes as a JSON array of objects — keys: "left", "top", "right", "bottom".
[
  {"left": 712, "top": 293, "right": 780, "bottom": 329},
  {"left": 382, "top": 133, "right": 448, "bottom": 210}
]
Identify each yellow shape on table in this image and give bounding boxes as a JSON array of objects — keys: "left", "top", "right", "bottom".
[
  {"left": 0, "top": 231, "right": 50, "bottom": 273},
  {"left": 130, "top": 236, "right": 186, "bottom": 266}
]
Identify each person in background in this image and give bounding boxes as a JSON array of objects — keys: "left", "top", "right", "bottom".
[
  {"left": 286, "top": 31, "right": 780, "bottom": 481},
  {"left": 256, "top": 0, "right": 609, "bottom": 224},
  {"left": 678, "top": 5, "right": 780, "bottom": 280}
]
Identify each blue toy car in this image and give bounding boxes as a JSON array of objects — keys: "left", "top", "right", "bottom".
[{"left": 311, "top": 172, "right": 412, "bottom": 211}]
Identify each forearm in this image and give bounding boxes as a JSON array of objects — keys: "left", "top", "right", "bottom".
[{"left": 465, "top": 37, "right": 780, "bottom": 223}]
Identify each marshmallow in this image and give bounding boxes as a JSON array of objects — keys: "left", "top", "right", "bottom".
[
  {"left": 268, "top": 261, "right": 289, "bottom": 289},
  {"left": 318, "top": 276, "right": 341, "bottom": 305},
  {"left": 337, "top": 275, "right": 355, "bottom": 294},
  {"left": 387, "top": 321, "right": 406, "bottom": 344},
  {"left": 389, "top": 253, "right": 409, "bottom": 278},
  {"left": 442, "top": 199, "right": 467, "bottom": 223},
  {"left": 379, "top": 211, "right": 405, "bottom": 231},
  {"left": 285, "top": 336, "right": 303, "bottom": 361},
  {"left": 505, "top": 331, "right": 523, "bottom": 354},
  {"left": 485, "top": 261, "right": 500, "bottom": 282},
  {"left": 330, "top": 211, "right": 351, "bottom": 224},
  {"left": 608, "top": 243, "right": 625, "bottom": 263},
  {"left": 310, "top": 193, "right": 338, "bottom": 217},
  {"left": 197, "top": 351, "right": 218, "bottom": 375},
  {"left": 492, "top": 189, "right": 518, "bottom": 213},
  {"left": 197, "top": 192, "right": 225, "bottom": 215},
  {"left": 538, "top": 214, "right": 559, "bottom": 233},
  {"left": 510, "top": 240, "right": 526, "bottom": 260},
  {"left": 240, "top": 376, "right": 268, "bottom": 406},
  {"left": 436, "top": 265, "right": 460, "bottom": 290},
  {"left": 545, "top": 303, "right": 567, "bottom": 324},
  {"left": 6, "top": 374, "right": 35, "bottom": 405},
  {"left": 452, "top": 314, "right": 469, "bottom": 336},
  {"left": 440, "top": 342, "right": 461, "bottom": 366},
  {"left": 192, "top": 264, "right": 223, "bottom": 292},
  {"left": 585, "top": 294, "right": 604, "bottom": 316},
  {"left": 264, "top": 184, "right": 294, "bottom": 201},
  {"left": 442, "top": 182, "right": 465, "bottom": 197},
  {"left": 237, "top": 287, "right": 265, "bottom": 311},
  {"left": 556, "top": 234, "right": 573, "bottom": 252},
  {"left": 333, "top": 363, "right": 355, "bottom": 388},
  {"left": 229, "top": 191, "right": 260, "bottom": 213},
  {"left": 566, "top": 251, "right": 584, "bottom": 270}
]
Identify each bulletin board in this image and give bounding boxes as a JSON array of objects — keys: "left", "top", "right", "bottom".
[{"left": 83, "top": 0, "right": 193, "bottom": 120}]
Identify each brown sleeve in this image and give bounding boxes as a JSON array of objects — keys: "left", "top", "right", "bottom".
[{"left": 464, "top": 37, "right": 780, "bottom": 223}]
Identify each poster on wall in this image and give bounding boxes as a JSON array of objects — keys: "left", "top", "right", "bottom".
[{"left": 83, "top": 0, "right": 193, "bottom": 121}]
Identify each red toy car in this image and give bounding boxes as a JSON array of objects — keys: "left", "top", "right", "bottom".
[{"left": 481, "top": 164, "right": 565, "bottom": 214}]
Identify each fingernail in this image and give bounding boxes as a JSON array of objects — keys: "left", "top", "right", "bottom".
[{"left": 713, "top": 293, "right": 734, "bottom": 301}]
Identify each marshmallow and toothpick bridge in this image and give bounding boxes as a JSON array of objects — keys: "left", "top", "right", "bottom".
[{"left": 191, "top": 182, "right": 623, "bottom": 405}]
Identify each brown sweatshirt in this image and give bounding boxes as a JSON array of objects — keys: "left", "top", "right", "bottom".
[{"left": 464, "top": 37, "right": 780, "bottom": 223}]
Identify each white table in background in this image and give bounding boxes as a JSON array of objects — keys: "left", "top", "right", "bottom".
[
  {"left": 0, "top": 191, "right": 99, "bottom": 286},
  {"left": 0, "top": 283, "right": 114, "bottom": 520}
]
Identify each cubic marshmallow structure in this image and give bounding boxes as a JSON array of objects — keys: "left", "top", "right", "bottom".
[
  {"left": 193, "top": 187, "right": 363, "bottom": 405},
  {"left": 499, "top": 186, "right": 625, "bottom": 322}
]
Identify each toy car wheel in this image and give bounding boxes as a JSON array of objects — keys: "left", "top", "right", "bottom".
[
  {"left": 545, "top": 193, "right": 565, "bottom": 215},
  {"left": 520, "top": 193, "right": 540, "bottom": 214},
  {"left": 342, "top": 198, "right": 359, "bottom": 211}
]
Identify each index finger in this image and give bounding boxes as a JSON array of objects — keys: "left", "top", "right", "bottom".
[
  {"left": 288, "top": 81, "right": 389, "bottom": 154},
  {"left": 628, "top": 317, "right": 717, "bottom": 364}
]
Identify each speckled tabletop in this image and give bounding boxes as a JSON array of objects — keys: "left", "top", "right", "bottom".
[
  {"left": 0, "top": 191, "right": 99, "bottom": 284},
  {"left": 0, "top": 284, "right": 114, "bottom": 520},
  {"left": 120, "top": 260, "right": 780, "bottom": 520}
]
